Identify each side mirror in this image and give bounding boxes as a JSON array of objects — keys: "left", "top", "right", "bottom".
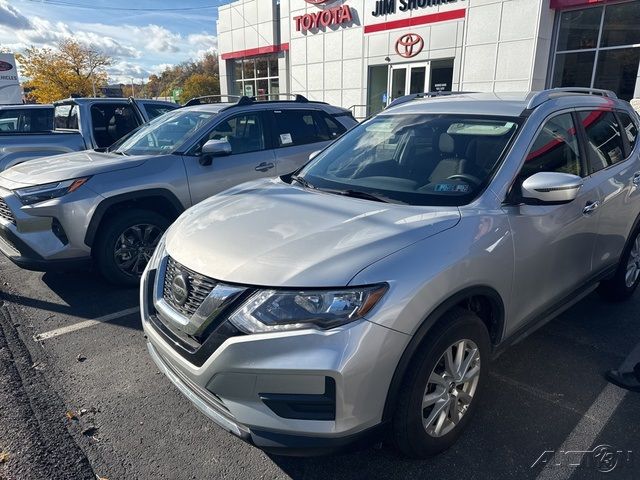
[
  {"left": 200, "top": 139, "right": 231, "bottom": 166},
  {"left": 521, "top": 172, "right": 583, "bottom": 205},
  {"left": 309, "top": 150, "right": 322, "bottom": 161}
]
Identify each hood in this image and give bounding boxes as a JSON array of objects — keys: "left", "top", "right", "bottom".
[
  {"left": 166, "top": 178, "right": 461, "bottom": 287},
  {"left": 0, "top": 150, "right": 150, "bottom": 186}
]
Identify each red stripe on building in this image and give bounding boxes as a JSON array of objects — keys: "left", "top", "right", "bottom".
[
  {"left": 364, "top": 8, "right": 466, "bottom": 34},
  {"left": 550, "top": 0, "right": 606, "bottom": 9},
  {"left": 221, "top": 43, "right": 289, "bottom": 60}
]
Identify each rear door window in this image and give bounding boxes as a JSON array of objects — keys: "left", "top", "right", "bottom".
[
  {"left": 272, "top": 110, "right": 332, "bottom": 147},
  {"left": 54, "top": 104, "right": 79, "bottom": 130},
  {"left": 618, "top": 111, "right": 638, "bottom": 154},
  {"left": 578, "top": 110, "right": 626, "bottom": 172},
  {"left": 91, "top": 103, "right": 141, "bottom": 149}
]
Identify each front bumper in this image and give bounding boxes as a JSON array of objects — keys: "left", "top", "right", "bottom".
[
  {"left": 141, "top": 263, "right": 410, "bottom": 455},
  {"left": 0, "top": 187, "right": 95, "bottom": 270}
]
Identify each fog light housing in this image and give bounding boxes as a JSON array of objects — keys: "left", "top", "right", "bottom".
[{"left": 51, "top": 218, "right": 68, "bottom": 245}]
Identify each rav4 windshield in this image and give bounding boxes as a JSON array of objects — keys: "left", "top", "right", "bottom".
[
  {"left": 299, "top": 114, "right": 521, "bottom": 206},
  {"left": 114, "top": 109, "right": 215, "bottom": 155}
]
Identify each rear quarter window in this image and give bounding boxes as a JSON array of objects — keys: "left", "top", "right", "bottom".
[{"left": 618, "top": 111, "right": 638, "bottom": 153}]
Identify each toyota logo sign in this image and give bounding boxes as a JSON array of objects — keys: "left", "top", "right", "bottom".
[
  {"left": 0, "top": 61, "right": 13, "bottom": 72},
  {"left": 395, "top": 33, "right": 424, "bottom": 59}
]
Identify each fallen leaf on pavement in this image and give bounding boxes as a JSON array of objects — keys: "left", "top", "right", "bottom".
[{"left": 0, "top": 450, "right": 9, "bottom": 463}]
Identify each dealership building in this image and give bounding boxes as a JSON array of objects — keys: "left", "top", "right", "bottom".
[{"left": 217, "top": 0, "right": 640, "bottom": 117}]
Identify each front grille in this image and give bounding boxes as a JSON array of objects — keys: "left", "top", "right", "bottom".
[
  {"left": 0, "top": 198, "right": 15, "bottom": 225},
  {"left": 163, "top": 256, "right": 217, "bottom": 317}
]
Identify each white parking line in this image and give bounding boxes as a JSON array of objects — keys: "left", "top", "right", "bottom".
[
  {"left": 534, "top": 342, "right": 640, "bottom": 480},
  {"left": 33, "top": 307, "right": 140, "bottom": 342}
]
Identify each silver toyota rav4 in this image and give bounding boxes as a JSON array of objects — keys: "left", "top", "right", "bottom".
[
  {"left": 0, "top": 96, "right": 355, "bottom": 285},
  {"left": 142, "top": 89, "right": 640, "bottom": 457}
]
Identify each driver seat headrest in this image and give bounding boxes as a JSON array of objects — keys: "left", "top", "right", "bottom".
[{"left": 439, "top": 133, "right": 455, "bottom": 154}]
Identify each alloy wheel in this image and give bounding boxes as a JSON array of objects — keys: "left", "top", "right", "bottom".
[
  {"left": 625, "top": 234, "right": 640, "bottom": 288},
  {"left": 422, "top": 339, "right": 481, "bottom": 438},
  {"left": 113, "top": 224, "right": 163, "bottom": 277}
]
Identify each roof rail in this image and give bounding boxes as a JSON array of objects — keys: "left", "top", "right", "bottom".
[
  {"left": 526, "top": 87, "right": 618, "bottom": 110},
  {"left": 250, "top": 93, "right": 311, "bottom": 103},
  {"left": 386, "top": 91, "right": 476, "bottom": 109},
  {"left": 184, "top": 95, "right": 242, "bottom": 107}
]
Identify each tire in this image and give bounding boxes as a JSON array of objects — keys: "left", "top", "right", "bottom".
[
  {"left": 93, "top": 209, "right": 170, "bottom": 286},
  {"left": 598, "top": 225, "right": 640, "bottom": 302},
  {"left": 391, "top": 308, "right": 490, "bottom": 458}
]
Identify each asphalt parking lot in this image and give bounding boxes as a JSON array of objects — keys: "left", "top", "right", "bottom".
[{"left": 1, "top": 254, "right": 639, "bottom": 480}]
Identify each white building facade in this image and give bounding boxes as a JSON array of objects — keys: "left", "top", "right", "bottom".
[{"left": 217, "top": 0, "right": 640, "bottom": 117}]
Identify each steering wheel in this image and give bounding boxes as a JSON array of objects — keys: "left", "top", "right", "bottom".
[{"left": 446, "top": 174, "right": 482, "bottom": 187}]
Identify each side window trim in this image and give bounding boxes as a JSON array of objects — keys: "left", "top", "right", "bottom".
[{"left": 572, "top": 109, "right": 592, "bottom": 176}]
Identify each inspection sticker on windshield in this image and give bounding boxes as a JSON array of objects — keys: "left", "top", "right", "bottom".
[
  {"left": 435, "top": 183, "right": 470, "bottom": 193},
  {"left": 280, "top": 133, "right": 293, "bottom": 145}
]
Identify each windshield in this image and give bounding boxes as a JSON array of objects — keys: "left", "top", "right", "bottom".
[
  {"left": 113, "top": 109, "right": 215, "bottom": 156},
  {"left": 298, "top": 114, "right": 520, "bottom": 206}
]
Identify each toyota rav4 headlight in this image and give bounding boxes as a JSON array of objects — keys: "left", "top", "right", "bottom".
[
  {"left": 228, "top": 284, "right": 388, "bottom": 333},
  {"left": 14, "top": 177, "right": 91, "bottom": 205}
]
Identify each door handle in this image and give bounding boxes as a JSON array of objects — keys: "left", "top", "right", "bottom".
[
  {"left": 583, "top": 201, "right": 600, "bottom": 215},
  {"left": 255, "top": 162, "right": 275, "bottom": 172},
  {"left": 632, "top": 172, "right": 640, "bottom": 186}
]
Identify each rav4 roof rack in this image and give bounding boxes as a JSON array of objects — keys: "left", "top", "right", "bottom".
[
  {"left": 217, "top": 93, "right": 328, "bottom": 113},
  {"left": 184, "top": 95, "right": 242, "bottom": 107},
  {"left": 386, "top": 91, "right": 477, "bottom": 109},
  {"left": 526, "top": 87, "right": 618, "bottom": 110}
]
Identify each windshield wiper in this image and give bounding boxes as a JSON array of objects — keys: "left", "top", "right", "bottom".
[
  {"left": 291, "top": 175, "right": 315, "bottom": 189},
  {"left": 322, "top": 188, "right": 392, "bottom": 204}
]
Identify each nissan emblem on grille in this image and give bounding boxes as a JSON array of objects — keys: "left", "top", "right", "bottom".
[{"left": 171, "top": 272, "right": 190, "bottom": 306}]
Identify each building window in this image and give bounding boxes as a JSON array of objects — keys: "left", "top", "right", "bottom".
[
  {"left": 551, "top": 1, "right": 640, "bottom": 100},
  {"left": 231, "top": 53, "right": 280, "bottom": 99}
]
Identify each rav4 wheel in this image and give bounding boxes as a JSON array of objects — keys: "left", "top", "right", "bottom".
[
  {"left": 94, "top": 209, "right": 170, "bottom": 286},
  {"left": 599, "top": 226, "right": 640, "bottom": 302},
  {"left": 392, "top": 308, "right": 490, "bottom": 458}
]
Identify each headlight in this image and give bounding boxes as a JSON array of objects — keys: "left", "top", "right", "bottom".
[
  {"left": 14, "top": 177, "right": 91, "bottom": 205},
  {"left": 229, "top": 284, "right": 388, "bottom": 333}
]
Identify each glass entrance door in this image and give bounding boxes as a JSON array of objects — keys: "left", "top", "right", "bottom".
[{"left": 389, "top": 62, "right": 430, "bottom": 102}]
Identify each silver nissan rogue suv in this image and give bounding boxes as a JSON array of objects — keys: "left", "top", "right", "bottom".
[{"left": 142, "top": 89, "right": 640, "bottom": 457}]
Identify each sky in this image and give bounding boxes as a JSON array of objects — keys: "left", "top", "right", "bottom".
[{"left": 0, "top": 0, "right": 236, "bottom": 83}]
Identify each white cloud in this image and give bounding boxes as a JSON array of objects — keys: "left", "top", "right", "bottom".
[
  {"left": 0, "top": 1, "right": 31, "bottom": 30},
  {"left": 0, "top": 2, "right": 219, "bottom": 82}
]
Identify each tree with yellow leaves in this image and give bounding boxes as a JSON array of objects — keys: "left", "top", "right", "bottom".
[
  {"left": 178, "top": 73, "right": 219, "bottom": 104},
  {"left": 17, "top": 40, "right": 112, "bottom": 104}
]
